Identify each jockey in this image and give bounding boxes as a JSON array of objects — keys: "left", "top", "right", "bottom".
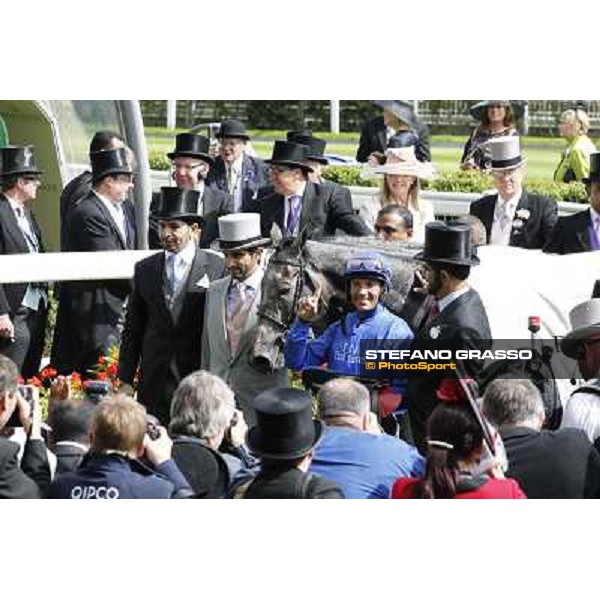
[{"left": 284, "top": 250, "right": 413, "bottom": 380}]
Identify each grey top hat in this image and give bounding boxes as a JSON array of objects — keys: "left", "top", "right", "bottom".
[
  {"left": 0, "top": 145, "right": 43, "bottom": 178},
  {"left": 487, "top": 136, "right": 526, "bottom": 171},
  {"left": 561, "top": 299, "right": 600, "bottom": 359},
  {"left": 216, "top": 213, "right": 270, "bottom": 251}
]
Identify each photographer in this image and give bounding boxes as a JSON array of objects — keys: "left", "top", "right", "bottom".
[
  {"left": 0, "top": 356, "right": 51, "bottom": 499},
  {"left": 49, "top": 395, "right": 192, "bottom": 499},
  {"left": 169, "top": 371, "right": 258, "bottom": 497}
]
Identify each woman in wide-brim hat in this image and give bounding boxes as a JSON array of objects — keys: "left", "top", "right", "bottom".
[
  {"left": 362, "top": 146, "right": 435, "bottom": 243},
  {"left": 460, "top": 100, "right": 522, "bottom": 172}
]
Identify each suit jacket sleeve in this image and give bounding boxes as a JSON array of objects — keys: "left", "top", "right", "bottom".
[
  {"left": 20, "top": 438, "right": 51, "bottom": 498},
  {"left": 327, "top": 185, "right": 372, "bottom": 236},
  {"left": 583, "top": 444, "right": 600, "bottom": 498},
  {"left": 356, "top": 119, "right": 372, "bottom": 163},
  {"left": 542, "top": 217, "right": 566, "bottom": 254},
  {"left": 200, "top": 290, "right": 212, "bottom": 371},
  {"left": 118, "top": 265, "right": 147, "bottom": 384},
  {"left": 416, "top": 121, "right": 431, "bottom": 162},
  {"left": 539, "top": 198, "right": 559, "bottom": 247},
  {"left": 70, "top": 206, "right": 120, "bottom": 251}
]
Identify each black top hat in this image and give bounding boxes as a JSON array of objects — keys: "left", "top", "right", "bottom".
[
  {"left": 372, "top": 100, "right": 417, "bottom": 128},
  {"left": 90, "top": 147, "right": 132, "bottom": 182},
  {"left": 167, "top": 133, "right": 214, "bottom": 165},
  {"left": 584, "top": 152, "right": 600, "bottom": 184},
  {"left": 152, "top": 187, "right": 204, "bottom": 224},
  {"left": 247, "top": 387, "right": 324, "bottom": 460},
  {"left": 415, "top": 221, "right": 480, "bottom": 266},
  {"left": 265, "top": 141, "right": 314, "bottom": 173},
  {"left": 287, "top": 131, "right": 328, "bottom": 165},
  {"left": 0, "top": 145, "right": 43, "bottom": 178},
  {"left": 216, "top": 119, "right": 250, "bottom": 140}
]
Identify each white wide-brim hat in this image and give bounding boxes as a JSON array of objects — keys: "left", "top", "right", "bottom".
[
  {"left": 367, "top": 146, "right": 435, "bottom": 179},
  {"left": 561, "top": 299, "right": 600, "bottom": 358}
]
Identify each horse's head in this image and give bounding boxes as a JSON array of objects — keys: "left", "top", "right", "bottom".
[{"left": 251, "top": 234, "right": 328, "bottom": 373}]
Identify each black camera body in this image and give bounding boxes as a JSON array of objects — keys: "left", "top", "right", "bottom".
[{"left": 83, "top": 380, "right": 111, "bottom": 403}]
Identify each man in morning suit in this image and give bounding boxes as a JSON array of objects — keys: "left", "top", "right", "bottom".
[
  {"left": 201, "top": 213, "right": 288, "bottom": 426},
  {"left": 544, "top": 151, "right": 600, "bottom": 254},
  {"left": 119, "top": 188, "right": 224, "bottom": 425},
  {"left": 0, "top": 146, "right": 49, "bottom": 378},
  {"left": 248, "top": 140, "right": 370, "bottom": 240},
  {"left": 406, "top": 221, "right": 492, "bottom": 453},
  {"left": 148, "top": 133, "right": 233, "bottom": 249},
  {"left": 469, "top": 136, "right": 558, "bottom": 249},
  {"left": 206, "top": 119, "right": 269, "bottom": 213},
  {"left": 51, "top": 147, "right": 137, "bottom": 376}
]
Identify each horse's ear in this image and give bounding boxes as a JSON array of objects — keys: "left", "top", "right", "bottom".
[
  {"left": 293, "top": 225, "right": 309, "bottom": 250},
  {"left": 270, "top": 223, "right": 283, "bottom": 248}
]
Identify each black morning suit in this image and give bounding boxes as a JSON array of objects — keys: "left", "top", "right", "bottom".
[
  {"left": 118, "top": 248, "right": 224, "bottom": 424},
  {"left": 543, "top": 208, "right": 595, "bottom": 254},
  {"left": 51, "top": 190, "right": 137, "bottom": 376},
  {"left": 469, "top": 190, "right": 558, "bottom": 249},
  {"left": 207, "top": 154, "right": 270, "bottom": 209},
  {"left": 407, "top": 288, "right": 492, "bottom": 453},
  {"left": 0, "top": 194, "right": 48, "bottom": 377},
  {"left": 248, "top": 180, "right": 371, "bottom": 239}
]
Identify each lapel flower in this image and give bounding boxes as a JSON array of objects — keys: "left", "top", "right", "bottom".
[{"left": 512, "top": 208, "right": 530, "bottom": 233}]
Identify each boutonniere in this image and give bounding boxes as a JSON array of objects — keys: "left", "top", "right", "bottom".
[
  {"left": 429, "top": 325, "right": 441, "bottom": 339},
  {"left": 244, "top": 170, "right": 255, "bottom": 184},
  {"left": 512, "top": 208, "right": 530, "bottom": 232}
]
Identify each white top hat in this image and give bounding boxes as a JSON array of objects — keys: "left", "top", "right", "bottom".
[
  {"left": 488, "top": 136, "right": 526, "bottom": 171},
  {"left": 561, "top": 299, "right": 600, "bottom": 358},
  {"left": 216, "top": 213, "right": 271, "bottom": 251}
]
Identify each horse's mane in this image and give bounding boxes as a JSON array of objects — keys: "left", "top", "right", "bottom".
[{"left": 305, "top": 236, "right": 423, "bottom": 259}]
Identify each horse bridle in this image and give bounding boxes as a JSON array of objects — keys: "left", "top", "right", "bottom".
[{"left": 256, "top": 256, "right": 306, "bottom": 333}]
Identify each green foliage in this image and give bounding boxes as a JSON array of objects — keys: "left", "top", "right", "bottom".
[
  {"left": 421, "top": 170, "right": 494, "bottom": 193},
  {"left": 525, "top": 179, "right": 588, "bottom": 203},
  {"left": 149, "top": 150, "right": 171, "bottom": 171},
  {"left": 323, "top": 167, "right": 589, "bottom": 203},
  {"left": 323, "top": 166, "right": 378, "bottom": 188}
]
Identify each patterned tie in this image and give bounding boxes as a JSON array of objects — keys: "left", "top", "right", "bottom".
[
  {"left": 286, "top": 195, "right": 302, "bottom": 235},
  {"left": 498, "top": 201, "right": 511, "bottom": 230},
  {"left": 227, "top": 165, "right": 236, "bottom": 195},
  {"left": 166, "top": 253, "right": 178, "bottom": 297},
  {"left": 227, "top": 282, "right": 247, "bottom": 355}
]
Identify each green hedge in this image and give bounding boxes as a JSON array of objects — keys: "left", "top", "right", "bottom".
[
  {"left": 322, "top": 167, "right": 588, "bottom": 203},
  {"left": 149, "top": 150, "right": 171, "bottom": 171}
]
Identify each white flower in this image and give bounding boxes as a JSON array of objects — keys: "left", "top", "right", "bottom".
[
  {"left": 429, "top": 325, "right": 441, "bottom": 339},
  {"left": 516, "top": 208, "right": 530, "bottom": 220},
  {"left": 512, "top": 219, "right": 524, "bottom": 230}
]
